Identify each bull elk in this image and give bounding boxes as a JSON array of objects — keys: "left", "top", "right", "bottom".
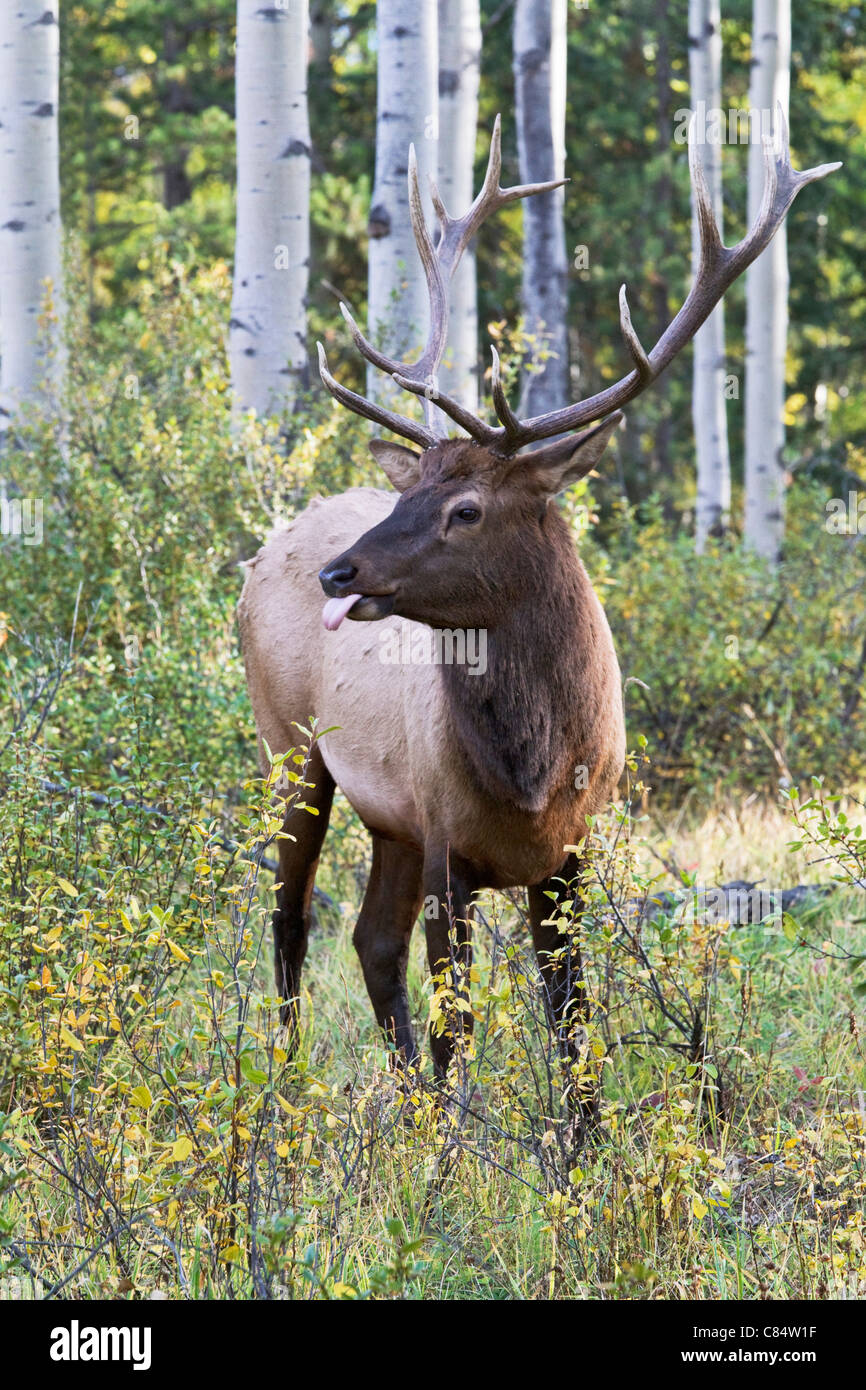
[{"left": 239, "top": 111, "right": 837, "bottom": 1098}]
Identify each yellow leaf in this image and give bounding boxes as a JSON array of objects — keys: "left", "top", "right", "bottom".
[
  {"left": 166, "top": 938, "right": 190, "bottom": 963},
  {"left": 236, "top": 1125, "right": 252, "bottom": 1142},
  {"left": 129, "top": 1084, "right": 153, "bottom": 1109},
  {"left": 57, "top": 878, "right": 78, "bottom": 897},
  {"left": 275, "top": 1141, "right": 290, "bottom": 1158},
  {"left": 60, "top": 1026, "right": 84, "bottom": 1052},
  {"left": 274, "top": 1093, "right": 303, "bottom": 1118},
  {"left": 693, "top": 1197, "right": 708, "bottom": 1219},
  {"left": 40, "top": 965, "right": 52, "bottom": 987},
  {"left": 170, "top": 1136, "right": 193, "bottom": 1162}
]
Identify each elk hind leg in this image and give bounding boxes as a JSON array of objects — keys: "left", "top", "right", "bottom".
[
  {"left": 528, "top": 854, "right": 598, "bottom": 1138},
  {"left": 422, "top": 849, "right": 478, "bottom": 1083}
]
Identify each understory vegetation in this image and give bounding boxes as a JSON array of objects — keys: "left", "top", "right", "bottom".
[{"left": 1, "top": 269, "right": 864, "bottom": 1299}]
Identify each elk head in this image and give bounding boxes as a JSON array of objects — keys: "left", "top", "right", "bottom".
[
  {"left": 317, "top": 110, "right": 839, "bottom": 633},
  {"left": 319, "top": 420, "right": 620, "bottom": 631}
]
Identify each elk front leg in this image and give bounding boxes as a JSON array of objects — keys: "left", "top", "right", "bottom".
[
  {"left": 528, "top": 854, "right": 598, "bottom": 1138},
  {"left": 272, "top": 746, "right": 335, "bottom": 1048},
  {"left": 352, "top": 834, "right": 424, "bottom": 1069},
  {"left": 422, "top": 848, "right": 477, "bottom": 1081}
]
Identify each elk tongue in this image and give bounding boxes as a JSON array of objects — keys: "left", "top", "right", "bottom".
[{"left": 322, "top": 593, "right": 362, "bottom": 631}]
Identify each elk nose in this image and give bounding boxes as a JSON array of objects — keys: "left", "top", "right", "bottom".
[{"left": 319, "top": 561, "right": 358, "bottom": 595}]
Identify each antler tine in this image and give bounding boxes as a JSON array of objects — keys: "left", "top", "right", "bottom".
[
  {"left": 490, "top": 345, "right": 522, "bottom": 437},
  {"left": 618, "top": 285, "right": 652, "bottom": 383},
  {"left": 317, "top": 343, "right": 437, "bottom": 451},
  {"left": 428, "top": 173, "right": 449, "bottom": 233},
  {"left": 688, "top": 120, "right": 725, "bottom": 272},
  {"left": 338, "top": 301, "right": 398, "bottom": 378},
  {"left": 336, "top": 146, "right": 449, "bottom": 390},
  {"left": 399, "top": 143, "right": 450, "bottom": 385},
  {"left": 391, "top": 369, "right": 499, "bottom": 444},
  {"left": 436, "top": 113, "right": 568, "bottom": 274}
]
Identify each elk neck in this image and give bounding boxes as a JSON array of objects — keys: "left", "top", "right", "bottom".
[{"left": 440, "top": 505, "right": 602, "bottom": 816}]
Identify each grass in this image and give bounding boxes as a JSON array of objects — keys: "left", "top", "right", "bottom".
[{"left": 2, "top": 745, "right": 864, "bottom": 1302}]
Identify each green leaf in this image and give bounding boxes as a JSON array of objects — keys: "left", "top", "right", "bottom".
[{"left": 240, "top": 1053, "right": 268, "bottom": 1086}]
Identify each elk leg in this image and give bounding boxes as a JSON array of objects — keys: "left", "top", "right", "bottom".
[
  {"left": 422, "top": 849, "right": 477, "bottom": 1081},
  {"left": 528, "top": 854, "right": 597, "bottom": 1134},
  {"left": 353, "top": 834, "right": 424, "bottom": 1068},
  {"left": 272, "top": 744, "right": 335, "bottom": 1046}
]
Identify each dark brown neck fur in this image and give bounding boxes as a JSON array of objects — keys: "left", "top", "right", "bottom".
[{"left": 441, "top": 507, "right": 606, "bottom": 814}]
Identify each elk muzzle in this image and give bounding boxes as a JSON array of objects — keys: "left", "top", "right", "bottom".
[{"left": 319, "top": 556, "right": 396, "bottom": 630}]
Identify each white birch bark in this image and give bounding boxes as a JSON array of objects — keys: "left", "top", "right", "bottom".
[
  {"left": 0, "top": 2, "right": 63, "bottom": 433},
  {"left": 744, "top": 0, "right": 791, "bottom": 561},
  {"left": 368, "top": 0, "right": 437, "bottom": 407},
  {"left": 230, "top": 0, "right": 310, "bottom": 419},
  {"left": 513, "top": 0, "right": 569, "bottom": 419},
  {"left": 690, "top": 0, "right": 731, "bottom": 552},
  {"left": 437, "top": 0, "right": 481, "bottom": 412}
]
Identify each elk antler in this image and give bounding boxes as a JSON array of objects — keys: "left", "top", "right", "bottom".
[
  {"left": 317, "top": 114, "right": 565, "bottom": 448},
  {"left": 318, "top": 106, "right": 840, "bottom": 455}
]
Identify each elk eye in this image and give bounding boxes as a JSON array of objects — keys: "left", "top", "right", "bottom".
[{"left": 453, "top": 506, "right": 480, "bottom": 524}]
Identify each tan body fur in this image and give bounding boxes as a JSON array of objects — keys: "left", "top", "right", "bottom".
[{"left": 238, "top": 486, "right": 625, "bottom": 891}]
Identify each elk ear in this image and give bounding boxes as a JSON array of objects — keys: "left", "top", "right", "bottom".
[
  {"left": 524, "top": 412, "right": 623, "bottom": 497},
  {"left": 369, "top": 439, "right": 422, "bottom": 492}
]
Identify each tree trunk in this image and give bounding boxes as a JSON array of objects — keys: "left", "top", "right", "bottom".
[
  {"left": 367, "top": 0, "right": 438, "bottom": 406},
  {"left": 437, "top": 0, "right": 481, "bottom": 413},
  {"left": 162, "top": 21, "right": 193, "bottom": 211},
  {"left": 230, "top": 0, "right": 311, "bottom": 420},
  {"left": 0, "top": 1, "right": 63, "bottom": 434},
  {"left": 513, "top": 0, "right": 569, "bottom": 419},
  {"left": 310, "top": 0, "right": 332, "bottom": 70},
  {"left": 650, "top": 0, "right": 673, "bottom": 480},
  {"left": 744, "top": 0, "right": 791, "bottom": 561},
  {"left": 689, "top": 0, "right": 731, "bottom": 550}
]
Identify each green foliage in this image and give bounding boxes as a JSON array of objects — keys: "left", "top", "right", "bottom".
[
  {"left": 584, "top": 490, "right": 866, "bottom": 798},
  {"left": 1, "top": 722, "right": 864, "bottom": 1299}
]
